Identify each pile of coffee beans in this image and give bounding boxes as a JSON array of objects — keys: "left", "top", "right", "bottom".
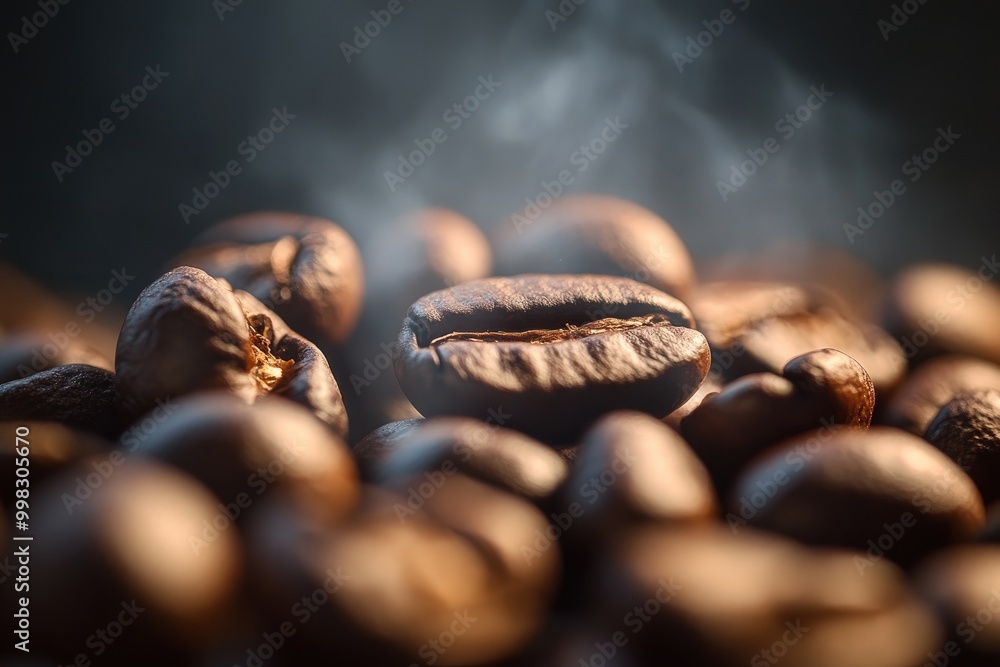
[{"left": 2, "top": 196, "right": 1000, "bottom": 666}]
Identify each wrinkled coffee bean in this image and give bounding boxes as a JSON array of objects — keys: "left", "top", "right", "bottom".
[
  {"left": 0, "top": 332, "right": 111, "bottom": 384},
  {"left": 0, "top": 364, "right": 121, "bottom": 438},
  {"left": 133, "top": 393, "right": 358, "bottom": 523},
  {"left": 731, "top": 426, "right": 985, "bottom": 565},
  {"left": 0, "top": 421, "right": 109, "bottom": 507},
  {"left": 248, "top": 480, "right": 559, "bottom": 666},
  {"left": 925, "top": 390, "right": 1000, "bottom": 505},
  {"left": 885, "top": 263, "right": 1000, "bottom": 367},
  {"left": 115, "top": 266, "right": 348, "bottom": 435},
  {"left": 689, "top": 281, "right": 905, "bottom": 394},
  {"left": 375, "top": 417, "right": 567, "bottom": 501},
  {"left": 493, "top": 194, "right": 696, "bottom": 299},
  {"left": 394, "top": 274, "right": 710, "bottom": 443},
  {"left": 173, "top": 212, "right": 364, "bottom": 347},
  {"left": 558, "top": 411, "right": 716, "bottom": 534},
  {"left": 882, "top": 355, "right": 1000, "bottom": 434},
  {"left": 914, "top": 545, "right": 1000, "bottom": 667},
  {"left": 682, "top": 348, "right": 874, "bottom": 496},
  {"left": 594, "top": 524, "right": 942, "bottom": 667},
  {"left": 31, "top": 461, "right": 243, "bottom": 661}
]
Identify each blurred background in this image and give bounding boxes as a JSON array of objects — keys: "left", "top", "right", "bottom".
[{"left": 2, "top": 0, "right": 998, "bottom": 297}]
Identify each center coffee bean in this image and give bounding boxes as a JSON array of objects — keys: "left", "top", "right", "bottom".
[{"left": 393, "top": 274, "right": 710, "bottom": 443}]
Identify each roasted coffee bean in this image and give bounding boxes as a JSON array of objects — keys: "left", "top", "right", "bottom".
[
  {"left": 914, "top": 545, "right": 1000, "bottom": 667},
  {"left": 248, "top": 480, "right": 559, "bottom": 666},
  {"left": 394, "top": 274, "right": 710, "bottom": 443},
  {"left": 883, "top": 355, "right": 1000, "bottom": 435},
  {"left": 133, "top": 394, "right": 358, "bottom": 523},
  {"left": 0, "top": 421, "right": 110, "bottom": 507},
  {"left": 31, "top": 461, "right": 242, "bottom": 661},
  {"left": 700, "top": 241, "right": 886, "bottom": 323},
  {"left": 663, "top": 374, "right": 721, "bottom": 430},
  {"left": 731, "top": 427, "right": 985, "bottom": 565},
  {"left": 173, "top": 211, "right": 364, "bottom": 347},
  {"left": 558, "top": 411, "right": 716, "bottom": 533},
  {"left": 115, "top": 266, "right": 348, "bottom": 435},
  {"left": 885, "top": 263, "right": 1000, "bottom": 367},
  {"left": 0, "top": 332, "right": 111, "bottom": 384},
  {"left": 375, "top": 417, "right": 567, "bottom": 501},
  {"left": 594, "top": 524, "right": 942, "bottom": 667},
  {"left": 925, "top": 390, "right": 1000, "bottom": 505},
  {"left": 0, "top": 364, "right": 121, "bottom": 438},
  {"left": 352, "top": 417, "right": 423, "bottom": 478},
  {"left": 689, "top": 281, "right": 906, "bottom": 395},
  {"left": 493, "top": 194, "right": 696, "bottom": 299},
  {"left": 682, "top": 348, "right": 874, "bottom": 496}
]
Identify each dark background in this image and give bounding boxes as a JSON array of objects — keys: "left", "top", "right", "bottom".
[{"left": 3, "top": 0, "right": 998, "bottom": 298}]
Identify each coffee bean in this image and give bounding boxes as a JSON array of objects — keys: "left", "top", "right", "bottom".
[
  {"left": 682, "top": 348, "right": 874, "bottom": 496},
  {"left": 494, "top": 194, "right": 696, "bottom": 299},
  {"left": 914, "top": 545, "right": 1000, "bottom": 666},
  {"left": 594, "top": 524, "right": 942, "bottom": 667},
  {"left": 174, "top": 211, "right": 364, "bottom": 348},
  {"left": 132, "top": 393, "right": 358, "bottom": 523},
  {"left": 0, "top": 332, "right": 111, "bottom": 384},
  {"left": 352, "top": 417, "right": 424, "bottom": 478},
  {"left": 925, "top": 390, "right": 1000, "bottom": 505},
  {"left": 115, "top": 266, "right": 348, "bottom": 435},
  {"left": 31, "top": 461, "right": 243, "bottom": 661},
  {"left": 663, "top": 374, "right": 722, "bottom": 430},
  {"left": 883, "top": 355, "right": 1000, "bottom": 435},
  {"left": 731, "top": 426, "right": 985, "bottom": 565},
  {"left": 374, "top": 416, "right": 567, "bottom": 501},
  {"left": 394, "top": 274, "right": 710, "bottom": 443},
  {"left": 558, "top": 411, "right": 716, "bottom": 532},
  {"left": 0, "top": 364, "right": 121, "bottom": 438},
  {"left": 885, "top": 263, "right": 1000, "bottom": 367},
  {"left": 247, "top": 482, "right": 558, "bottom": 666}
]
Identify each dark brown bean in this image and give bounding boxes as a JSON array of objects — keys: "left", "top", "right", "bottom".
[
  {"left": 593, "top": 524, "right": 942, "bottom": 667},
  {"left": 31, "top": 461, "right": 242, "bottom": 661},
  {"left": 173, "top": 211, "right": 364, "bottom": 347},
  {"left": 115, "top": 266, "right": 348, "bottom": 435},
  {"left": 493, "top": 194, "right": 696, "bottom": 299},
  {"left": 682, "top": 348, "right": 874, "bottom": 496},
  {"left": 885, "top": 263, "right": 1000, "bottom": 367},
  {"left": 352, "top": 417, "right": 424, "bottom": 478},
  {"left": 132, "top": 393, "right": 358, "bottom": 523},
  {"left": 375, "top": 417, "right": 568, "bottom": 501},
  {"left": 925, "top": 390, "right": 1000, "bottom": 505},
  {"left": 731, "top": 426, "right": 985, "bottom": 565},
  {"left": 0, "top": 364, "right": 121, "bottom": 438},
  {"left": 394, "top": 274, "right": 710, "bottom": 443},
  {"left": 882, "top": 355, "right": 1000, "bottom": 435}
]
